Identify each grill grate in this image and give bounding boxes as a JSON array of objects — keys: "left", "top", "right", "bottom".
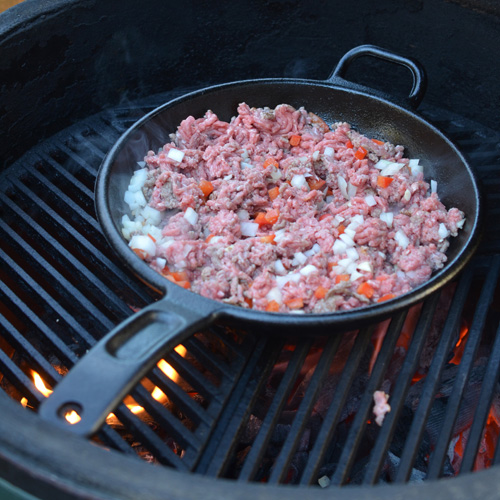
[{"left": 0, "top": 90, "right": 499, "bottom": 486}]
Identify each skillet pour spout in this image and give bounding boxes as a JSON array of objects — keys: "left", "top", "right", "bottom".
[{"left": 38, "top": 45, "right": 481, "bottom": 437}]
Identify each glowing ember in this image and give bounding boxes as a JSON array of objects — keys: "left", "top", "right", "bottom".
[
  {"left": 32, "top": 371, "right": 53, "bottom": 397},
  {"left": 64, "top": 410, "right": 82, "bottom": 424},
  {"left": 450, "top": 324, "right": 469, "bottom": 365}
]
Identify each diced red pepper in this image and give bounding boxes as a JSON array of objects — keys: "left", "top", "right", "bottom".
[
  {"left": 289, "top": 134, "right": 301, "bottom": 147},
  {"left": 377, "top": 175, "right": 394, "bottom": 188},
  {"left": 354, "top": 147, "right": 368, "bottom": 160},
  {"left": 357, "top": 282, "right": 375, "bottom": 299}
]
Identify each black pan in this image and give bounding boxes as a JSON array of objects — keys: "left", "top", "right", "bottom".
[{"left": 39, "top": 45, "right": 482, "bottom": 437}]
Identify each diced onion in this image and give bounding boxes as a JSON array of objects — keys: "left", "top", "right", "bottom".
[
  {"left": 237, "top": 209, "right": 249, "bottom": 220},
  {"left": 365, "top": 194, "right": 377, "bottom": 207},
  {"left": 409, "top": 159, "right": 423, "bottom": 176},
  {"left": 276, "top": 272, "right": 301, "bottom": 288},
  {"left": 357, "top": 261, "right": 373, "bottom": 272},
  {"left": 128, "top": 168, "right": 148, "bottom": 192},
  {"left": 266, "top": 286, "right": 282, "bottom": 304},
  {"left": 395, "top": 229, "right": 410, "bottom": 249},
  {"left": 241, "top": 161, "right": 253, "bottom": 169},
  {"left": 167, "top": 148, "right": 185, "bottom": 163},
  {"left": 339, "top": 233, "right": 355, "bottom": 247},
  {"left": 347, "top": 182, "right": 357, "bottom": 199},
  {"left": 142, "top": 206, "right": 162, "bottom": 226},
  {"left": 291, "top": 174, "right": 307, "bottom": 188},
  {"left": 380, "top": 162, "right": 404, "bottom": 176},
  {"left": 338, "top": 257, "right": 352, "bottom": 268},
  {"left": 374, "top": 159, "right": 392, "bottom": 170},
  {"left": 274, "top": 260, "right": 287, "bottom": 275},
  {"left": 333, "top": 239, "right": 348, "bottom": 255},
  {"left": 156, "top": 257, "right": 167, "bottom": 269},
  {"left": 438, "top": 223, "right": 450, "bottom": 240},
  {"left": 351, "top": 214, "right": 364, "bottom": 225},
  {"left": 208, "top": 236, "right": 223, "bottom": 244},
  {"left": 223, "top": 174, "right": 233, "bottom": 180},
  {"left": 292, "top": 252, "right": 307, "bottom": 266},
  {"left": 431, "top": 180, "right": 438, "bottom": 193},
  {"left": 350, "top": 270, "right": 364, "bottom": 281},
  {"left": 380, "top": 212, "right": 394, "bottom": 227},
  {"left": 300, "top": 264, "right": 318, "bottom": 276},
  {"left": 183, "top": 207, "right": 198, "bottom": 226},
  {"left": 344, "top": 227, "right": 356, "bottom": 239},
  {"left": 129, "top": 235, "right": 156, "bottom": 259},
  {"left": 312, "top": 150, "right": 320, "bottom": 160},
  {"left": 338, "top": 175, "right": 348, "bottom": 200},
  {"left": 240, "top": 221, "right": 259, "bottom": 237},
  {"left": 456, "top": 219, "right": 466, "bottom": 229},
  {"left": 403, "top": 189, "right": 411, "bottom": 202},
  {"left": 324, "top": 146, "right": 334, "bottom": 157},
  {"left": 304, "top": 243, "right": 321, "bottom": 257},
  {"left": 346, "top": 247, "right": 359, "bottom": 261},
  {"left": 274, "top": 228, "right": 286, "bottom": 242},
  {"left": 137, "top": 161, "right": 146, "bottom": 168},
  {"left": 270, "top": 169, "right": 282, "bottom": 181}
]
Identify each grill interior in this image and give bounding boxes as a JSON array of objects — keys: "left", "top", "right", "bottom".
[{"left": 1, "top": 88, "right": 499, "bottom": 490}]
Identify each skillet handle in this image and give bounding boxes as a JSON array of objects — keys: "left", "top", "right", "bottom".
[
  {"left": 38, "top": 296, "right": 217, "bottom": 438},
  {"left": 328, "top": 45, "right": 427, "bottom": 110}
]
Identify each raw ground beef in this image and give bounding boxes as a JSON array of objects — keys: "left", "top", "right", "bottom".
[{"left": 121, "top": 103, "right": 465, "bottom": 314}]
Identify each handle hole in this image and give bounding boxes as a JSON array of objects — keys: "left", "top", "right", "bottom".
[{"left": 58, "top": 402, "right": 83, "bottom": 425}]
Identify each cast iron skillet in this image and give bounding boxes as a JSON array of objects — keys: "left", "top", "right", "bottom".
[{"left": 39, "top": 45, "right": 482, "bottom": 437}]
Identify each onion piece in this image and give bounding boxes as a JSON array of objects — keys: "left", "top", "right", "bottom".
[
  {"left": 347, "top": 182, "right": 357, "bottom": 199},
  {"left": 240, "top": 221, "right": 259, "bottom": 237},
  {"left": 183, "top": 207, "right": 198, "bottom": 226},
  {"left": 324, "top": 146, "right": 334, "bottom": 157},
  {"left": 395, "top": 229, "right": 410, "bottom": 249},
  {"left": 346, "top": 247, "right": 359, "bottom": 261},
  {"left": 409, "top": 159, "right": 423, "bottom": 176},
  {"left": 365, "top": 194, "right": 377, "bottom": 207},
  {"left": 380, "top": 212, "right": 394, "bottom": 227},
  {"left": 403, "top": 189, "right": 411, "bottom": 202},
  {"left": 266, "top": 286, "right": 282, "bottom": 304},
  {"left": 357, "top": 261, "right": 373, "bottom": 272},
  {"left": 300, "top": 264, "right": 318, "bottom": 276},
  {"left": 438, "top": 223, "right": 450, "bottom": 240},
  {"left": 339, "top": 233, "right": 355, "bottom": 247},
  {"left": 338, "top": 175, "right": 348, "bottom": 200},
  {"left": 431, "top": 180, "right": 438, "bottom": 193},
  {"left": 274, "top": 260, "right": 287, "bottom": 275},
  {"left": 374, "top": 159, "right": 392, "bottom": 170},
  {"left": 380, "top": 162, "right": 404, "bottom": 176},
  {"left": 333, "top": 239, "right": 348, "bottom": 255},
  {"left": 167, "top": 148, "right": 185, "bottom": 163},
  {"left": 292, "top": 252, "right": 307, "bottom": 266},
  {"left": 291, "top": 174, "right": 307, "bottom": 188},
  {"left": 276, "top": 272, "right": 301, "bottom": 289},
  {"left": 129, "top": 235, "right": 156, "bottom": 259}
]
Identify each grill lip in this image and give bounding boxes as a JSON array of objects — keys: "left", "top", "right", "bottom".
[{"left": 0, "top": 391, "right": 498, "bottom": 500}]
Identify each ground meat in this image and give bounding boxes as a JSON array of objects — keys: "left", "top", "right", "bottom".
[{"left": 122, "top": 103, "right": 465, "bottom": 314}]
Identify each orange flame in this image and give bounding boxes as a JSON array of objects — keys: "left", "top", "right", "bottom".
[
  {"left": 29, "top": 344, "right": 188, "bottom": 425},
  {"left": 449, "top": 324, "right": 469, "bottom": 365}
]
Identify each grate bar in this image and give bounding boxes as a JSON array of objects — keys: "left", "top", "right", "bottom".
[
  {"left": 238, "top": 337, "right": 314, "bottom": 482},
  {"left": 394, "top": 265, "right": 475, "bottom": 482},
  {"left": 331, "top": 311, "right": 408, "bottom": 486},
  {"left": 299, "top": 328, "right": 373, "bottom": 485},
  {"left": 460, "top": 298, "right": 500, "bottom": 472},
  {"left": 268, "top": 334, "right": 344, "bottom": 484},
  {"left": 427, "top": 257, "right": 500, "bottom": 478},
  {"left": 362, "top": 293, "right": 441, "bottom": 484}
]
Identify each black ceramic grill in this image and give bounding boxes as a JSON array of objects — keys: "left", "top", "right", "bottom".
[{"left": 1, "top": 1, "right": 500, "bottom": 499}]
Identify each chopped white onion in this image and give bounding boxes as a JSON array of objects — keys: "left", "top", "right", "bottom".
[
  {"left": 312, "top": 150, "right": 320, "bottom": 160},
  {"left": 409, "top": 159, "right": 423, "bottom": 176},
  {"left": 223, "top": 174, "right": 233, "bottom": 180},
  {"left": 304, "top": 243, "right": 321, "bottom": 257},
  {"left": 365, "top": 194, "right": 377, "bottom": 207},
  {"left": 324, "top": 146, "right": 334, "bottom": 157},
  {"left": 438, "top": 223, "right": 450, "bottom": 240},
  {"left": 300, "top": 264, "right": 318, "bottom": 276},
  {"left": 380, "top": 212, "right": 394, "bottom": 227},
  {"left": 156, "top": 257, "right": 167, "bottom": 269},
  {"left": 240, "top": 221, "right": 259, "bottom": 237},
  {"left": 339, "top": 233, "right": 355, "bottom": 247},
  {"left": 346, "top": 247, "right": 359, "bottom": 261},
  {"left": 338, "top": 175, "right": 348, "bottom": 200},
  {"left": 347, "top": 182, "right": 357, "bottom": 199},
  {"left": 237, "top": 209, "right": 250, "bottom": 220},
  {"left": 159, "top": 238, "right": 175, "bottom": 250},
  {"left": 374, "top": 159, "right": 392, "bottom": 170},
  {"left": 167, "top": 148, "right": 185, "bottom": 163},
  {"left": 350, "top": 270, "right": 364, "bottom": 281},
  {"left": 274, "top": 228, "right": 286, "bottom": 242},
  {"left": 128, "top": 168, "right": 148, "bottom": 192},
  {"left": 403, "top": 189, "right": 411, "bottom": 202},
  {"left": 183, "top": 207, "right": 198, "bottom": 226},
  {"left": 142, "top": 206, "right": 162, "bottom": 226},
  {"left": 344, "top": 227, "right": 356, "bottom": 239},
  {"left": 380, "top": 162, "right": 404, "bottom": 176},
  {"left": 395, "top": 229, "right": 410, "bottom": 249},
  {"left": 357, "top": 261, "right": 373, "bottom": 272},
  {"left": 136, "top": 161, "right": 146, "bottom": 168},
  {"left": 292, "top": 252, "right": 307, "bottom": 266},
  {"left": 333, "top": 239, "right": 348, "bottom": 255},
  {"left": 351, "top": 214, "right": 364, "bottom": 225},
  {"left": 276, "top": 272, "right": 301, "bottom": 288},
  {"left": 338, "top": 257, "right": 352, "bottom": 268},
  {"left": 335, "top": 215, "right": 345, "bottom": 223},
  {"left": 208, "top": 236, "right": 223, "bottom": 244},
  {"left": 266, "top": 286, "right": 282, "bottom": 304},
  {"left": 270, "top": 169, "right": 282, "bottom": 181},
  {"left": 431, "top": 180, "right": 438, "bottom": 193},
  {"left": 274, "top": 260, "right": 287, "bottom": 275},
  {"left": 456, "top": 219, "right": 466, "bottom": 229},
  {"left": 241, "top": 161, "right": 253, "bottom": 169},
  {"left": 129, "top": 235, "right": 156, "bottom": 259},
  {"left": 291, "top": 174, "right": 307, "bottom": 188}
]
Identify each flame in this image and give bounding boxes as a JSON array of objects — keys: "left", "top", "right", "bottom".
[
  {"left": 449, "top": 324, "right": 469, "bottom": 365},
  {"left": 29, "top": 344, "right": 187, "bottom": 425}
]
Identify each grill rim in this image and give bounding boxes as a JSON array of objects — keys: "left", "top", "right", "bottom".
[{"left": 1, "top": 391, "right": 499, "bottom": 500}]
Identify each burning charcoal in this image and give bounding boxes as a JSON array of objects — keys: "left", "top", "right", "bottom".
[{"left": 382, "top": 451, "right": 426, "bottom": 483}]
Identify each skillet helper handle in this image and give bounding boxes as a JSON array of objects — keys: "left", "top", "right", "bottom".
[
  {"left": 329, "top": 44, "right": 427, "bottom": 110},
  {"left": 38, "top": 299, "right": 216, "bottom": 438}
]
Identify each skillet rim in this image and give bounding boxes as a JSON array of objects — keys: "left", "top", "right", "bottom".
[{"left": 95, "top": 76, "right": 482, "bottom": 332}]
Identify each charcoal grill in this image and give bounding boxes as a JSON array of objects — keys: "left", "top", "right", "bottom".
[{"left": 1, "top": 1, "right": 500, "bottom": 499}]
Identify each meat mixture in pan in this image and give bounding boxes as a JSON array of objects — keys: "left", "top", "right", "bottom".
[{"left": 121, "top": 103, "right": 465, "bottom": 314}]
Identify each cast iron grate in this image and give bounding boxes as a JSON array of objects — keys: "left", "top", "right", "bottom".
[{"left": 0, "top": 89, "right": 499, "bottom": 486}]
